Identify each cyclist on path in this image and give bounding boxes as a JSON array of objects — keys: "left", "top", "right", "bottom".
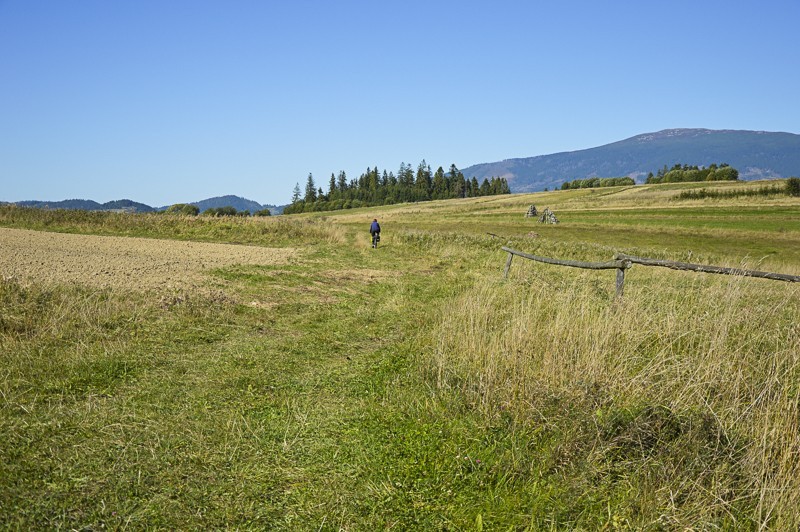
[{"left": 370, "top": 218, "right": 381, "bottom": 248}]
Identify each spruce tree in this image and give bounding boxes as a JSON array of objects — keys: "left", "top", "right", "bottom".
[
  {"left": 432, "top": 166, "right": 446, "bottom": 199},
  {"left": 470, "top": 177, "right": 479, "bottom": 197},
  {"left": 304, "top": 173, "right": 317, "bottom": 202},
  {"left": 329, "top": 173, "right": 337, "bottom": 197},
  {"left": 415, "top": 160, "right": 432, "bottom": 200}
]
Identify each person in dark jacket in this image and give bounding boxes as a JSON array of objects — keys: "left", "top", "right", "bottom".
[{"left": 370, "top": 218, "right": 381, "bottom": 248}]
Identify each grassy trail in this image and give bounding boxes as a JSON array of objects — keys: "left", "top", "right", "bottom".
[
  {"left": 207, "top": 232, "right": 526, "bottom": 529},
  {"left": 3, "top": 226, "right": 527, "bottom": 529}
]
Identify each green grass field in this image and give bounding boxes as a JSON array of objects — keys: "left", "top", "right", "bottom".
[{"left": 2, "top": 180, "right": 799, "bottom": 529}]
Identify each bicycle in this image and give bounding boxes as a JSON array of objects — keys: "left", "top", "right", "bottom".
[{"left": 371, "top": 232, "right": 380, "bottom": 248}]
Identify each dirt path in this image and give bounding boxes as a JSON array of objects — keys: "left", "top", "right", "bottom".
[{"left": 0, "top": 227, "right": 297, "bottom": 291}]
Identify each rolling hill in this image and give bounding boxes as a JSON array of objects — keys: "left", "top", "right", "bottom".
[
  {"left": 460, "top": 129, "right": 800, "bottom": 192},
  {"left": 9, "top": 195, "right": 285, "bottom": 214},
  {"left": 184, "top": 195, "right": 269, "bottom": 214},
  {"left": 14, "top": 199, "right": 154, "bottom": 213}
]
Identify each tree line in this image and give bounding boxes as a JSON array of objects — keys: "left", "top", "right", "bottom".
[
  {"left": 675, "top": 177, "right": 800, "bottom": 200},
  {"left": 283, "top": 161, "right": 510, "bottom": 214},
  {"left": 561, "top": 177, "right": 635, "bottom": 190},
  {"left": 645, "top": 163, "right": 739, "bottom": 184},
  {"left": 163, "top": 204, "right": 272, "bottom": 216}
]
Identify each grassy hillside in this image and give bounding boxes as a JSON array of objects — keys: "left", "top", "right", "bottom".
[
  {"left": 330, "top": 178, "right": 800, "bottom": 269},
  {"left": 1, "top": 181, "right": 799, "bottom": 529}
]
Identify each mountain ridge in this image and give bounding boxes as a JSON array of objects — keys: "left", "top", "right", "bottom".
[
  {"left": 461, "top": 128, "right": 800, "bottom": 192},
  {"left": 7, "top": 195, "right": 284, "bottom": 214}
]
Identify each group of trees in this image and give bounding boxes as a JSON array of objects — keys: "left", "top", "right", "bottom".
[
  {"left": 676, "top": 177, "right": 800, "bottom": 200},
  {"left": 164, "top": 203, "right": 200, "bottom": 216},
  {"left": 162, "top": 204, "right": 271, "bottom": 217},
  {"left": 676, "top": 184, "right": 784, "bottom": 200},
  {"left": 283, "top": 161, "right": 511, "bottom": 214},
  {"left": 561, "top": 177, "right": 635, "bottom": 190},
  {"left": 645, "top": 163, "right": 739, "bottom": 184},
  {"left": 557, "top": 164, "right": 740, "bottom": 191}
]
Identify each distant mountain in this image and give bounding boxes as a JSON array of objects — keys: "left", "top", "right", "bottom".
[
  {"left": 190, "top": 196, "right": 285, "bottom": 215},
  {"left": 14, "top": 198, "right": 153, "bottom": 212},
  {"left": 460, "top": 129, "right": 800, "bottom": 192},
  {"left": 100, "top": 199, "right": 155, "bottom": 212},
  {"left": 16, "top": 199, "right": 102, "bottom": 210},
  {"left": 187, "top": 195, "right": 265, "bottom": 214},
  {"left": 7, "top": 195, "right": 287, "bottom": 214}
]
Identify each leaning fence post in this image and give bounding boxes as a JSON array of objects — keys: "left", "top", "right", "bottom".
[{"left": 504, "top": 252, "right": 514, "bottom": 279}]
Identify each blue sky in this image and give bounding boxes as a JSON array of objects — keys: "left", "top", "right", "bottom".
[{"left": 1, "top": 1, "right": 798, "bottom": 206}]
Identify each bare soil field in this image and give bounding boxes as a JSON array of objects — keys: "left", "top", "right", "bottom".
[{"left": 0, "top": 227, "right": 297, "bottom": 291}]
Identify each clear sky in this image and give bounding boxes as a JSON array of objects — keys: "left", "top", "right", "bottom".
[{"left": 1, "top": 1, "right": 798, "bottom": 206}]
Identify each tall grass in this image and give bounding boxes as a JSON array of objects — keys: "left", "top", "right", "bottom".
[
  {"left": 431, "top": 261, "right": 800, "bottom": 528},
  {"left": 0, "top": 278, "right": 229, "bottom": 401},
  {"left": 0, "top": 205, "right": 345, "bottom": 246}
]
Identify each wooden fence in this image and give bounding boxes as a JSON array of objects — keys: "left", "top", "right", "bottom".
[{"left": 501, "top": 246, "right": 800, "bottom": 297}]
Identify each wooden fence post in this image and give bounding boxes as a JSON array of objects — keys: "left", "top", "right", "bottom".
[
  {"left": 504, "top": 252, "right": 514, "bottom": 279},
  {"left": 613, "top": 254, "right": 630, "bottom": 298}
]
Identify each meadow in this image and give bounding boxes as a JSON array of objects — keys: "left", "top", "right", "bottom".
[{"left": 1, "top": 179, "right": 799, "bottom": 529}]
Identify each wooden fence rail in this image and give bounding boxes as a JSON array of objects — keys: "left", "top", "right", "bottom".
[
  {"left": 502, "top": 246, "right": 800, "bottom": 298},
  {"left": 614, "top": 253, "right": 800, "bottom": 283}
]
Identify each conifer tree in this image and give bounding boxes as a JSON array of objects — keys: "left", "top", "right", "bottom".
[
  {"left": 432, "top": 166, "right": 446, "bottom": 199},
  {"left": 304, "top": 173, "right": 317, "bottom": 202},
  {"left": 367, "top": 167, "right": 379, "bottom": 203},
  {"left": 329, "top": 173, "right": 337, "bottom": 197},
  {"left": 416, "top": 160, "right": 432, "bottom": 200}
]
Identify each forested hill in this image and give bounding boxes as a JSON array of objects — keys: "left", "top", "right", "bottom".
[
  {"left": 186, "top": 195, "right": 266, "bottom": 213},
  {"left": 15, "top": 199, "right": 154, "bottom": 212},
  {"left": 10, "top": 195, "right": 283, "bottom": 214},
  {"left": 460, "top": 129, "right": 800, "bottom": 192}
]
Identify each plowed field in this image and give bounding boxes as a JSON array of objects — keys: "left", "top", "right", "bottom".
[{"left": 0, "top": 227, "right": 296, "bottom": 291}]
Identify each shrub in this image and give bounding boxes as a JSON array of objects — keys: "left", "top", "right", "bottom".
[{"left": 787, "top": 177, "right": 800, "bottom": 197}]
